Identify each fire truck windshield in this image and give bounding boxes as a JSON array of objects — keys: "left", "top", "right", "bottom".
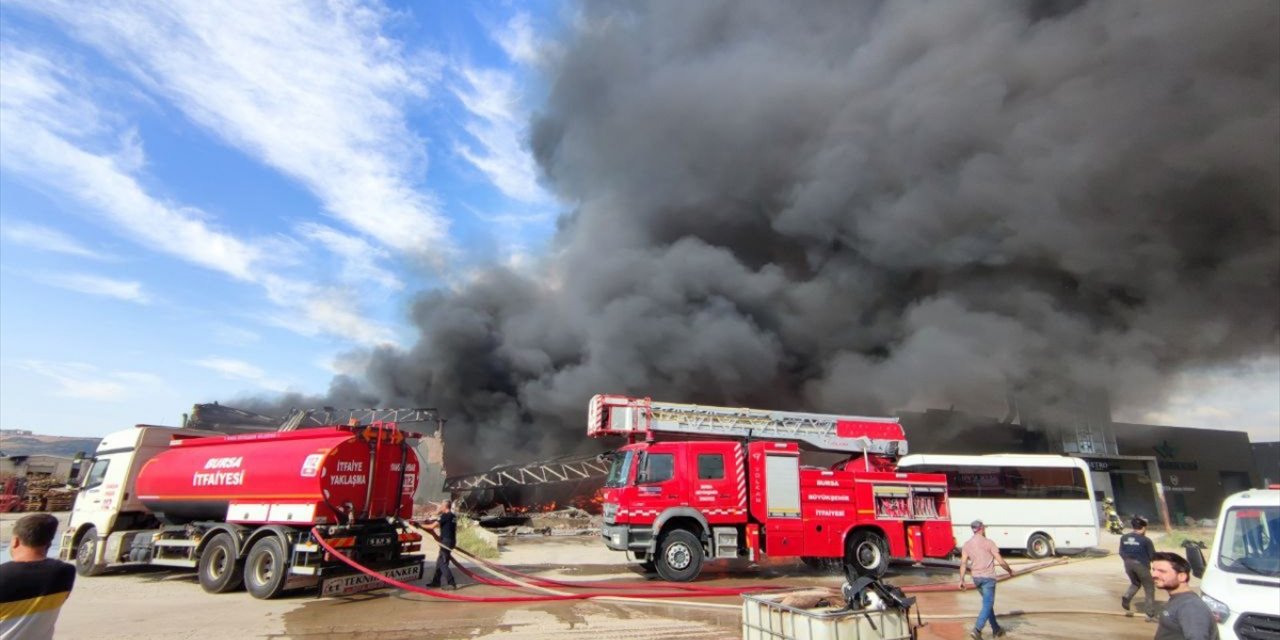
[{"left": 604, "top": 451, "right": 635, "bottom": 488}]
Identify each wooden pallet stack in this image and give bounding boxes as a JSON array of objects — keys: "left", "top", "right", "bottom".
[{"left": 22, "top": 474, "right": 73, "bottom": 512}]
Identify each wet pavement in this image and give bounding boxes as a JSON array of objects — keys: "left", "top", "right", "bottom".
[
  {"left": 275, "top": 549, "right": 1154, "bottom": 640},
  {"left": 53, "top": 532, "right": 1172, "bottom": 639}
]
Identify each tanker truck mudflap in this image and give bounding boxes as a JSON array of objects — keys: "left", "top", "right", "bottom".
[{"left": 320, "top": 563, "right": 424, "bottom": 597}]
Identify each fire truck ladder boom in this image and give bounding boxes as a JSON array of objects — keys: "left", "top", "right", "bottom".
[{"left": 587, "top": 394, "right": 908, "bottom": 455}]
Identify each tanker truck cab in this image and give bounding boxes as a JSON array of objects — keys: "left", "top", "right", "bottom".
[
  {"left": 63, "top": 426, "right": 217, "bottom": 576},
  {"left": 1198, "top": 488, "right": 1280, "bottom": 640}
]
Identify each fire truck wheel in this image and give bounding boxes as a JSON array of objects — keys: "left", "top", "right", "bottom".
[
  {"left": 244, "top": 537, "right": 288, "bottom": 599},
  {"left": 655, "top": 529, "right": 703, "bottom": 582},
  {"left": 1026, "top": 533, "right": 1054, "bottom": 559},
  {"left": 844, "top": 530, "right": 889, "bottom": 580},
  {"left": 74, "top": 527, "right": 105, "bottom": 577},
  {"left": 198, "top": 534, "right": 244, "bottom": 594}
]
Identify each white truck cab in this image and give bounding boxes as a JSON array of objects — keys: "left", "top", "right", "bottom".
[
  {"left": 1198, "top": 488, "right": 1280, "bottom": 640},
  {"left": 62, "top": 426, "right": 216, "bottom": 574}
]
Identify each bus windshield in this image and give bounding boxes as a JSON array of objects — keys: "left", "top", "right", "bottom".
[
  {"left": 1218, "top": 506, "right": 1280, "bottom": 578},
  {"left": 604, "top": 451, "right": 635, "bottom": 488}
]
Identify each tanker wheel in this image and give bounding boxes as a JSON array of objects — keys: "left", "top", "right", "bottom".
[
  {"left": 75, "top": 527, "right": 105, "bottom": 577},
  {"left": 198, "top": 534, "right": 244, "bottom": 594},
  {"left": 245, "top": 537, "right": 288, "bottom": 599},
  {"left": 843, "top": 530, "right": 889, "bottom": 582},
  {"left": 654, "top": 529, "right": 703, "bottom": 582}
]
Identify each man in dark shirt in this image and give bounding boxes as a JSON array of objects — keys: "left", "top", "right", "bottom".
[
  {"left": 424, "top": 499, "right": 458, "bottom": 590},
  {"left": 1151, "top": 551, "right": 1218, "bottom": 640},
  {"left": 1, "top": 514, "right": 76, "bottom": 640},
  {"left": 1120, "top": 516, "right": 1157, "bottom": 621}
]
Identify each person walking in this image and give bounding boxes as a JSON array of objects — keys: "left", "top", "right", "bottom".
[
  {"left": 1120, "top": 516, "right": 1158, "bottom": 622},
  {"left": 423, "top": 499, "right": 458, "bottom": 590},
  {"left": 1151, "top": 551, "right": 1218, "bottom": 640},
  {"left": 958, "top": 520, "right": 1015, "bottom": 639},
  {"left": 0, "top": 514, "right": 77, "bottom": 640}
]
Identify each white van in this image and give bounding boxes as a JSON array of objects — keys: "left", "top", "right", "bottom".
[{"left": 1197, "top": 488, "right": 1280, "bottom": 640}]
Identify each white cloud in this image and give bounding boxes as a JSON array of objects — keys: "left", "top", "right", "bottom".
[
  {"left": 1, "top": 44, "right": 264, "bottom": 281},
  {"left": 297, "top": 222, "right": 402, "bottom": 291},
  {"left": 0, "top": 220, "right": 113, "bottom": 260},
  {"left": 495, "top": 13, "right": 541, "bottom": 66},
  {"left": 260, "top": 289, "right": 397, "bottom": 347},
  {"left": 20, "top": 360, "right": 163, "bottom": 401},
  {"left": 194, "top": 357, "right": 289, "bottom": 392},
  {"left": 37, "top": 271, "right": 150, "bottom": 304},
  {"left": 452, "top": 65, "right": 547, "bottom": 204},
  {"left": 1117, "top": 357, "right": 1280, "bottom": 443},
  {"left": 9, "top": 0, "right": 449, "bottom": 257},
  {"left": 1, "top": 44, "right": 396, "bottom": 346}
]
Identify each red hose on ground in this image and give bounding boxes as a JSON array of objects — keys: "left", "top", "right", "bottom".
[
  {"left": 312, "top": 528, "right": 781, "bottom": 603},
  {"left": 414, "top": 524, "right": 785, "bottom": 594},
  {"left": 421, "top": 524, "right": 1067, "bottom": 596},
  {"left": 313, "top": 527, "right": 1070, "bottom": 603}
]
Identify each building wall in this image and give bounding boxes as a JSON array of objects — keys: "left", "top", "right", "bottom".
[
  {"left": 0, "top": 455, "right": 76, "bottom": 482},
  {"left": 1110, "top": 422, "right": 1258, "bottom": 521},
  {"left": 1252, "top": 441, "right": 1280, "bottom": 487}
]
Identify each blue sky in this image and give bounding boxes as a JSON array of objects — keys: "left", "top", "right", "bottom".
[
  {"left": 1, "top": 1, "right": 1276, "bottom": 442},
  {"left": 1, "top": 1, "right": 562, "bottom": 434}
]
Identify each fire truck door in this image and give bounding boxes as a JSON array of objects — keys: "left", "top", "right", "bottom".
[
  {"left": 633, "top": 449, "right": 681, "bottom": 519},
  {"left": 688, "top": 443, "right": 742, "bottom": 523}
]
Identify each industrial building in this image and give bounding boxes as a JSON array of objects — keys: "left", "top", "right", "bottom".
[{"left": 900, "top": 407, "right": 1261, "bottom": 525}]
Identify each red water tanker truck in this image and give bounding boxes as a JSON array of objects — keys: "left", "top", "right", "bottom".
[{"left": 59, "top": 422, "right": 425, "bottom": 598}]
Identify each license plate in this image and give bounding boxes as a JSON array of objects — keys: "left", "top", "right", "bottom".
[
  {"left": 367, "top": 534, "right": 394, "bottom": 547},
  {"left": 320, "top": 563, "right": 422, "bottom": 597}
]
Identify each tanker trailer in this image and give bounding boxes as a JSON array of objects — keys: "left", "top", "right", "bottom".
[{"left": 59, "top": 422, "right": 425, "bottom": 599}]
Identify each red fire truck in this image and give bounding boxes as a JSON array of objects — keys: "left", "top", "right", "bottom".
[{"left": 590, "top": 394, "right": 955, "bottom": 582}]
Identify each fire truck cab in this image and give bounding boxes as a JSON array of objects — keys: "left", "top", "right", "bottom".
[{"left": 592, "top": 395, "right": 955, "bottom": 582}]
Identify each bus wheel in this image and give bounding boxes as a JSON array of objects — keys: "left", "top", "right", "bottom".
[
  {"left": 1026, "top": 533, "right": 1054, "bottom": 559},
  {"left": 655, "top": 529, "right": 703, "bottom": 582},
  {"left": 844, "top": 530, "right": 889, "bottom": 580}
]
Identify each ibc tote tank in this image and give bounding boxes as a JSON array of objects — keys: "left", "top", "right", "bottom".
[{"left": 134, "top": 427, "right": 419, "bottom": 525}]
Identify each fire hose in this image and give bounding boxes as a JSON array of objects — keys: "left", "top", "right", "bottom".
[
  {"left": 311, "top": 525, "right": 783, "bottom": 606},
  {"left": 310, "top": 524, "right": 1089, "bottom": 614}
]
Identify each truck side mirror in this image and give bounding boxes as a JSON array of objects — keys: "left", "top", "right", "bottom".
[{"left": 1182, "top": 540, "right": 1207, "bottom": 578}]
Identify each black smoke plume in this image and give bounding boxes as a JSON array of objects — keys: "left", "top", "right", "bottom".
[{"left": 250, "top": 1, "right": 1280, "bottom": 473}]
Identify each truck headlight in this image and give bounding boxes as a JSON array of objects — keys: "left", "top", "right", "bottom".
[{"left": 1201, "top": 592, "right": 1230, "bottom": 624}]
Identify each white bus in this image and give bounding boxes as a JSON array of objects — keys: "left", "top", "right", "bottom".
[{"left": 897, "top": 454, "right": 1099, "bottom": 558}]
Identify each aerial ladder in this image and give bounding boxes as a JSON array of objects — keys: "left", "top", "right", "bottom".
[{"left": 587, "top": 394, "right": 909, "bottom": 456}]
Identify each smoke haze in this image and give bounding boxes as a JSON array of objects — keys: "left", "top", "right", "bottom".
[{"left": 257, "top": 1, "right": 1280, "bottom": 472}]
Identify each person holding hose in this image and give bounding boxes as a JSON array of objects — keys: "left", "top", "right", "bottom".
[
  {"left": 959, "top": 520, "right": 1015, "bottom": 639},
  {"left": 422, "top": 499, "right": 458, "bottom": 590},
  {"left": 1120, "top": 516, "right": 1157, "bottom": 622}
]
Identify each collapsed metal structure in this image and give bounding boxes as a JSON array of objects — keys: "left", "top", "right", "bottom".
[{"left": 444, "top": 453, "right": 610, "bottom": 492}]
